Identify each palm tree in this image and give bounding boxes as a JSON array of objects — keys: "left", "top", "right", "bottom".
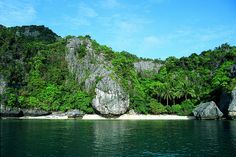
[
  {"left": 180, "top": 79, "right": 196, "bottom": 100},
  {"left": 160, "top": 83, "right": 173, "bottom": 106},
  {"left": 173, "top": 89, "right": 183, "bottom": 105}
]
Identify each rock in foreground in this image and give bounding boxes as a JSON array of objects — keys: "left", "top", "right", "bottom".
[
  {"left": 22, "top": 108, "right": 51, "bottom": 116},
  {"left": 65, "top": 109, "right": 84, "bottom": 118},
  {"left": 0, "top": 105, "right": 23, "bottom": 117},
  {"left": 228, "top": 88, "right": 236, "bottom": 119},
  {"left": 192, "top": 101, "right": 223, "bottom": 119},
  {"left": 92, "top": 76, "right": 129, "bottom": 115}
]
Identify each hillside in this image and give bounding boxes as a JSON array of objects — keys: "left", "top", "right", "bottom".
[{"left": 0, "top": 25, "right": 236, "bottom": 116}]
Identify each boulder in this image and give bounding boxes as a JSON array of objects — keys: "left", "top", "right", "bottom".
[
  {"left": 228, "top": 88, "right": 236, "bottom": 119},
  {"left": 65, "top": 109, "right": 84, "bottom": 118},
  {"left": 192, "top": 101, "right": 223, "bottom": 119},
  {"left": 22, "top": 108, "right": 51, "bottom": 116},
  {"left": 92, "top": 76, "right": 129, "bottom": 115},
  {"left": 128, "top": 109, "right": 137, "bottom": 115},
  {"left": 0, "top": 105, "right": 23, "bottom": 117}
]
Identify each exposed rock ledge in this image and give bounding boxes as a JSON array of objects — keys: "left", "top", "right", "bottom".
[
  {"left": 0, "top": 105, "right": 51, "bottom": 117},
  {"left": 133, "top": 61, "right": 162, "bottom": 75}
]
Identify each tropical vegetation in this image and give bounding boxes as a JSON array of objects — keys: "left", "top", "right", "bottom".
[{"left": 1, "top": 25, "right": 235, "bottom": 115}]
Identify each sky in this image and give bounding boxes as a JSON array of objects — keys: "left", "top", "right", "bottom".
[{"left": 0, "top": 0, "right": 236, "bottom": 59}]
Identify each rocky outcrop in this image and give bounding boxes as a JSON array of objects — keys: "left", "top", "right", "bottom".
[
  {"left": 65, "top": 109, "right": 84, "bottom": 118},
  {"left": 0, "top": 76, "right": 7, "bottom": 117},
  {"left": 0, "top": 75, "right": 6, "bottom": 96},
  {"left": 0, "top": 105, "right": 23, "bottom": 117},
  {"left": 192, "top": 101, "right": 223, "bottom": 119},
  {"left": 66, "top": 38, "right": 129, "bottom": 115},
  {"left": 133, "top": 61, "right": 162, "bottom": 75},
  {"left": 128, "top": 109, "right": 137, "bottom": 115},
  {"left": 92, "top": 76, "right": 129, "bottom": 115},
  {"left": 13, "top": 25, "right": 60, "bottom": 43},
  {"left": 22, "top": 108, "right": 51, "bottom": 116},
  {"left": 218, "top": 92, "right": 231, "bottom": 116},
  {"left": 66, "top": 38, "right": 111, "bottom": 92},
  {"left": 228, "top": 88, "right": 236, "bottom": 119},
  {"left": 230, "top": 65, "right": 236, "bottom": 78},
  {"left": 0, "top": 106, "right": 51, "bottom": 117}
]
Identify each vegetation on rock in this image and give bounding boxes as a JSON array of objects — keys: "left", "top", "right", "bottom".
[{"left": 1, "top": 25, "right": 235, "bottom": 115}]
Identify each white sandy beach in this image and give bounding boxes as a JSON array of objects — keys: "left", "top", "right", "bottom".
[
  {"left": 2, "top": 114, "right": 195, "bottom": 120},
  {"left": 82, "top": 114, "right": 195, "bottom": 120},
  {"left": 19, "top": 115, "right": 69, "bottom": 119}
]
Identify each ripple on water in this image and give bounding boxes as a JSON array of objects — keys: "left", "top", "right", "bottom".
[{"left": 1, "top": 120, "right": 236, "bottom": 157}]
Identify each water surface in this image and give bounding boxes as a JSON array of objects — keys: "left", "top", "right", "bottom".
[{"left": 1, "top": 120, "right": 236, "bottom": 157}]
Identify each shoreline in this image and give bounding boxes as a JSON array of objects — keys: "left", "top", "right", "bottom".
[
  {"left": 82, "top": 114, "right": 195, "bottom": 120},
  {"left": 1, "top": 114, "right": 195, "bottom": 120}
]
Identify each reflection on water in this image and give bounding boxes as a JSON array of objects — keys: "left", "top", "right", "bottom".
[
  {"left": 93, "top": 121, "right": 127, "bottom": 156},
  {"left": 1, "top": 120, "right": 236, "bottom": 157}
]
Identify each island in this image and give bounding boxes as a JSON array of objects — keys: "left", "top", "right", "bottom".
[{"left": 0, "top": 25, "right": 236, "bottom": 120}]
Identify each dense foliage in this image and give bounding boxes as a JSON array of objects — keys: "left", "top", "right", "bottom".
[
  {"left": 0, "top": 25, "right": 93, "bottom": 113},
  {"left": 1, "top": 25, "right": 235, "bottom": 115}
]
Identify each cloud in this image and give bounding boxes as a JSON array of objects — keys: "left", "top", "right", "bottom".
[
  {"left": 64, "top": 2, "right": 98, "bottom": 27},
  {"left": 143, "top": 36, "right": 161, "bottom": 47},
  {"left": 0, "top": 0, "right": 36, "bottom": 26},
  {"left": 100, "top": 0, "right": 121, "bottom": 9},
  {"left": 168, "top": 26, "right": 236, "bottom": 44},
  {"left": 66, "top": 17, "right": 91, "bottom": 27},
  {"left": 100, "top": 15, "right": 151, "bottom": 51},
  {"left": 79, "top": 3, "right": 98, "bottom": 18},
  {"left": 119, "top": 21, "right": 138, "bottom": 33}
]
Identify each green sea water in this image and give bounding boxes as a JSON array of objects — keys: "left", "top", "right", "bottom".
[{"left": 1, "top": 120, "right": 236, "bottom": 157}]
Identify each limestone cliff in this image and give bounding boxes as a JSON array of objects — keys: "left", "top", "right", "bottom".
[
  {"left": 65, "top": 37, "right": 129, "bottom": 115},
  {"left": 133, "top": 61, "right": 162, "bottom": 76}
]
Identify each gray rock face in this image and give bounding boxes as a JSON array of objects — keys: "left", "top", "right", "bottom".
[
  {"left": 66, "top": 38, "right": 129, "bottom": 115},
  {"left": 0, "top": 106, "right": 51, "bottom": 117},
  {"left": 92, "top": 76, "right": 129, "bottom": 115},
  {"left": 218, "top": 92, "right": 231, "bottom": 116},
  {"left": 14, "top": 25, "right": 60, "bottom": 42},
  {"left": 66, "top": 38, "right": 111, "bottom": 92},
  {"left": 0, "top": 105, "right": 23, "bottom": 117},
  {"left": 0, "top": 75, "right": 6, "bottom": 108},
  {"left": 0, "top": 75, "right": 6, "bottom": 95},
  {"left": 133, "top": 61, "right": 162, "bottom": 75},
  {"left": 192, "top": 101, "right": 223, "bottom": 119},
  {"left": 230, "top": 65, "right": 236, "bottom": 78},
  {"left": 65, "top": 109, "right": 84, "bottom": 118},
  {"left": 22, "top": 108, "right": 51, "bottom": 116},
  {"left": 228, "top": 88, "right": 236, "bottom": 119}
]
